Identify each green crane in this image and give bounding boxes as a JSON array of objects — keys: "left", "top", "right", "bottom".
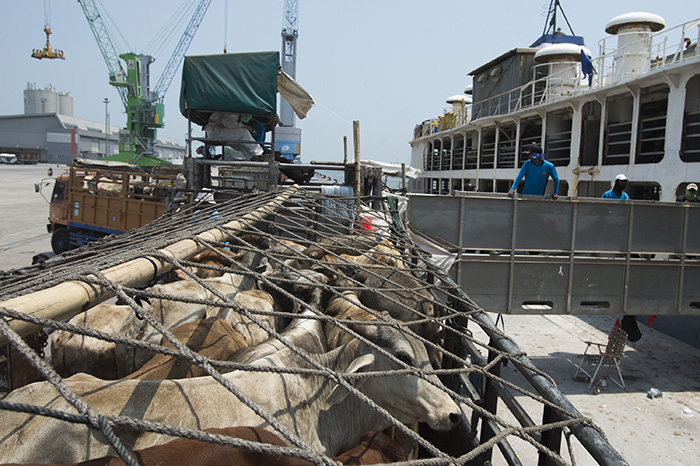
[{"left": 76, "top": 0, "right": 212, "bottom": 165}]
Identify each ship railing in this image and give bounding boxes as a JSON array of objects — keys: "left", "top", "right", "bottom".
[
  {"left": 413, "top": 18, "right": 700, "bottom": 139},
  {"left": 470, "top": 61, "right": 593, "bottom": 120},
  {"left": 413, "top": 105, "right": 471, "bottom": 139},
  {"left": 597, "top": 18, "right": 700, "bottom": 86}
]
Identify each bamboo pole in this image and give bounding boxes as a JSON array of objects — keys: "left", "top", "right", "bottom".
[{"left": 0, "top": 186, "right": 298, "bottom": 345}]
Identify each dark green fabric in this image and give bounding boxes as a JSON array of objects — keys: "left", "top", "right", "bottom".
[
  {"left": 100, "top": 152, "right": 171, "bottom": 166},
  {"left": 179, "top": 52, "right": 279, "bottom": 126}
]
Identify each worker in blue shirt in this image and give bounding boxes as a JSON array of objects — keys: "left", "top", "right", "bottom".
[
  {"left": 508, "top": 144, "right": 559, "bottom": 199},
  {"left": 602, "top": 174, "right": 629, "bottom": 200}
]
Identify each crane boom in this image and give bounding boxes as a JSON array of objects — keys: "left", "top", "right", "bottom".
[
  {"left": 280, "top": 0, "right": 299, "bottom": 126},
  {"left": 76, "top": 0, "right": 128, "bottom": 109},
  {"left": 151, "top": 0, "right": 212, "bottom": 102}
]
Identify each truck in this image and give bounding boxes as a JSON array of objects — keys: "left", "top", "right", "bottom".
[{"left": 45, "top": 158, "right": 182, "bottom": 254}]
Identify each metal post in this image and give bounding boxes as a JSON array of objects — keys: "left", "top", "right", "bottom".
[
  {"left": 103, "top": 98, "right": 110, "bottom": 157},
  {"left": 538, "top": 406, "right": 563, "bottom": 465},
  {"left": 353, "top": 120, "right": 361, "bottom": 198},
  {"left": 477, "top": 345, "right": 502, "bottom": 464},
  {"left": 401, "top": 163, "right": 407, "bottom": 194},
  {"left": 343, "top": 136, "right": 348, "bottom": 164}
]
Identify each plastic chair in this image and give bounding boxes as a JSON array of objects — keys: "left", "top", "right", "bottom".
[{"left": 573, "top": 326, "right": 627, "bottom": 392}]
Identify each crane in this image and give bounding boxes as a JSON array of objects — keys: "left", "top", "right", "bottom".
[
  {"left": 280, "top": 0, "right": 299, "bottom": 127},
  {"left": 76, "top": 0, "right": 212, "bottom": 164},
  {"left": 31, "top": 0, "right": 65, "bottom": 60}
]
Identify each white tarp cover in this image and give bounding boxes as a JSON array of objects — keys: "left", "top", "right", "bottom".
[
  {"left": 277, "top": 71, "right": 315, "bottom": 120},
  {"left": 362, "top": 160, "right": 421, "bottom": 179},
  {"left": 409, "top": 229, "right": 456, "bottom": 278}
]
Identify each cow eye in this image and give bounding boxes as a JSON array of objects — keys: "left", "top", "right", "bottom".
[{"left": 395, "top": 351, "right": 413, "bottom": 365}]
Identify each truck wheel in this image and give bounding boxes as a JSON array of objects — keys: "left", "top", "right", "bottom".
[{"left": 51, "top": 228, "right": 72, "bottom": 254}]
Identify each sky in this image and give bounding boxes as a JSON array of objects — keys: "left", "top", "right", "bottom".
[{"left": 1, "top": 0, "right": 697, "bottom": 166}]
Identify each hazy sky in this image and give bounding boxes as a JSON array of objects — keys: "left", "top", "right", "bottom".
[{"left": 2, "top": 1, "right": 696, "bottom": 166}]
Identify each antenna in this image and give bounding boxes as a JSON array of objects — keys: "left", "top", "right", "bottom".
[{"left": 542, "top": 0, "right": 576, "bottom": 36}]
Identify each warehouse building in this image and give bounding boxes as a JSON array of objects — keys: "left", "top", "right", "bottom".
[{"left": 0, "top": 84, "right": 184, "bottom": 164}]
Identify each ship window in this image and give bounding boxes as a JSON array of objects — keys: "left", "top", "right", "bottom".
[
  {"left": 452, "top": 134, "right": 465, "bottom": 170},
  {"left": 579, "top": 101, "right": 601, "bottom": 166},
  {"left": 479, "top": 128, "right": 496, "bottom": 169},
  {"left": 497, "top": 122, "right": 517, "bottom": 168},
  {"left": 495, "top": 179, "right": 510, "bottom": 193},
  {"left": 603, "top": 94, "right": 633, "bottom": 165},
  {"left": 440, "top": 178, "right": 450, "bottom": 194},
  {"left": 519, "top": 117, "right": 542, "bottom": 166},
  {"left": 441, "top": 137, "right": 452, "bottom": 171},
  {"left": 636, "top": 84, "right": 669, "bottom": 164},
  {"left": 576, "top": 180, "right": 610, "bottom": 198},
  {"left": 465, "top": 133, "right": 478, "bottom": 169},
  {"left": 627, "top": 182, "right": 661, "bottom": 201},
  {"left": 681, "top": 75, "right": 700, "bottom": 162},
  {"left": 429, "top": 140, "right": 442, "bottom": 171},
  {"left": 558, "top": 180, "right": 569, "bottom": 197},
  {"left": 545, "top": 109, "right": 572, "bottom": 167}
]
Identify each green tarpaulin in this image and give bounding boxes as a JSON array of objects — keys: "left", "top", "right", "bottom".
[
  {"left": 180, "top": 52, "right": 279, "bottom": 126},
  {"left": 99, "top": 152, "right": 172, "bottom": 166}
]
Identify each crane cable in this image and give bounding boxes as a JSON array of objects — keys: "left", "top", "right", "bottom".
[
  {"left": 223, "top": 0, "right": 228, "bottom": 53},
  {"left": 43, "top": 0, "right": 50, "bottom": 28},
  {"left": 143, "top": 0, "right": 194, "bottom": 58},
  {"left": 95, "top": 0, "right": 131, "bottom": 54}
]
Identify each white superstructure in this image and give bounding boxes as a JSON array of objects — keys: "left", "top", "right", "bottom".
[{"left": 409, "top": 11, "right": 700, "bottom": 201}]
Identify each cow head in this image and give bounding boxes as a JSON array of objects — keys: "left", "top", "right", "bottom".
[{"left": 326, "top": 330, "right": 462, "bottom": 432}]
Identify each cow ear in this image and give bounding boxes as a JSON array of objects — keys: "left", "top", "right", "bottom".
[{"left": 327, "top": 353, "right": 375, "bottom": 405}]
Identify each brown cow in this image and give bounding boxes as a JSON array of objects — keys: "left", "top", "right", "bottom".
[
  {"left": 125, "top": 317, "right": 248, "bottom": 380},
  {"left": 0, "top": 427, "right": 313, "bottom": 466},
  {"left": 0, "top": 428, "right": 406, "bottom": 466},
  {"left": 334, "top": 430, "right": 407, "bottom": 464}
]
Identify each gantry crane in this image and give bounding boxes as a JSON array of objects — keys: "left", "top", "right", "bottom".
[
  {"left": 76, "top": 0, "right": 211, "bottom": 164},
  {"left": 280, "top": 0, "right": 299, "bottom": 127},
  {"left": 31, "top": 0, "right": 65, "bottom": 60}
]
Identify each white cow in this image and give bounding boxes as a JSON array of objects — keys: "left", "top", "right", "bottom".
[
  {"left": 205, "top": 289, "right": 277, "bottom": 345},
  {"left": 50, "top": 304, "right": 134, "bottom": 379},
  {"left": 231, "top": 309, "right": 327, "bottom": 364},
  {"left": 116, "top": 272, "right": 249, "bottom": 376},
  {"left": 0, "top": 328, "right": 462, "bottom": 463}
]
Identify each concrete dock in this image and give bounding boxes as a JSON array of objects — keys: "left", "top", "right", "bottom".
[{"left": 0, "top": 164, "right": 698, "bottom": 465}]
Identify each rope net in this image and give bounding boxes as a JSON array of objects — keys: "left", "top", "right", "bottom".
[{"left": 0, "top": 187, "right": 616, "bottom": 465}]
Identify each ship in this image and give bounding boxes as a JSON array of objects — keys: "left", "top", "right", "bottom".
[{"left": 408, "top": 5, "right": 700, "bottom": 201}]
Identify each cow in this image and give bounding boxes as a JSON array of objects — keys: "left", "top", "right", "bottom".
[
  {"left": 231, "top": 310, "right": 327, "bottom": 364},
  {"left": 0, "top": 427, "right": 405, "bottom": 466},
  {"left": 333, "top": 430, "right": 407, "bottom": 464},
  {"left": 259, "top": 270, "right": 330, "bottom": 318},
  {"left": 0, "top": 426, "right": 314, "bottom": 466},
  {"left": 206, "top": 289, "right": 278, "bottom": 345},
  {"left": 115, "top": 272, "right": 250, "bottom": 376},
  {"left": 353, "top": 267, "right": 438, "bottom": 346},
  {"left": 50, "top": 304, "right": 134, "bottom": 380},
  {"left": 124, "top": 317, "right": 249, "bottom": 380},
  {"left": 169, "top": 248, "right": 246, "bottom": 281},
  {"left": 322, "top": 281, "right": 390, "bottom": 350},
  {"left": 0, "top": 325, "right": 462, "bottom": 463}
]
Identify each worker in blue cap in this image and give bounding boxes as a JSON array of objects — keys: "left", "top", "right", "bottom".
[{"left": 508, "top": 144, "right": 559, "bottom": 199}]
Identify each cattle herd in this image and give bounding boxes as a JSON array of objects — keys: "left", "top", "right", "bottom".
[{"left": 0, "top": 231, "right": 468, "bottom": 465}]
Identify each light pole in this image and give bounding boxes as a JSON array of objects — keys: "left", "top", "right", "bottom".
[{"left": 103, "top": 98, "right": 110, "bottom": 157}]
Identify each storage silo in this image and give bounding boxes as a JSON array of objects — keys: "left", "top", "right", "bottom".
[
  {"left": 24, "top": 83, "right": 59, "bottom": 115},
  {"left": 58, "top": 92, "right": 73, "bottom": 116}
]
